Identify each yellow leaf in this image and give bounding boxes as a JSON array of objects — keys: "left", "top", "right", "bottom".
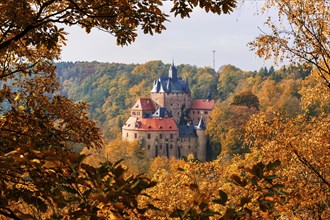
[
  {"left": 32, "top": 159, "right": 41, "bottom": 163},
  {"left": 18, "top": 105, "right": 25, "bottom": 111},
  {"left": 14, "top": 94, "right": 20, "bottom": 101}
]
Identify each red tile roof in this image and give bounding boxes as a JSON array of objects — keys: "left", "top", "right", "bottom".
[
  {"left": 131, "top": 98, "right": 155, "bottom": 111},
  {"left": 123, "top": 117, "right": 178, "bottom": 131},
  {"left": 191, "top": 99, "right": 216, "bottom": 110}
]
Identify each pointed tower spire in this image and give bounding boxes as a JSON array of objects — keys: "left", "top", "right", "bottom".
[
  {"left": 169, "top": 61, "right": 177, "bottom": 79},
  {"left": 159, "top": 80, "right": 165, "bottom": 92},
  {"left": 150, "top": 79, "right": 159, "bottom": 92},
  {"left": 206, "top": 91, "right": 211, "bottom": 101},
  {"left": 166, "top": 78, "right": 171, "bottom": 92},
  {"left": 196, "top": 117, "right": 205, "bottom": 130}
]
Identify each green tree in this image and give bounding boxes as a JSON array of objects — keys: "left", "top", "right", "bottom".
[{"left": 217, "top": 64, "right": 245, "bottom": 100}]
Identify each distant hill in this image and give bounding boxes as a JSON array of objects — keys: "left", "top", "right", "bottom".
[{"left": 55, "top": 61, "right": 310, "bottom": 141}]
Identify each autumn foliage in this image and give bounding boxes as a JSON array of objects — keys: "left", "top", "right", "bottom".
[{"left": 1, "top": 0, "right": 330, "bottom": 219}]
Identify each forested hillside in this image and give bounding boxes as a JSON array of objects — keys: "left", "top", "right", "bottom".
[
  {"left": 56, "top": 61, "right": 221, "bottom": 140},
  {"left": 56, "top": 61, "right": 313, "bottom": 150}
]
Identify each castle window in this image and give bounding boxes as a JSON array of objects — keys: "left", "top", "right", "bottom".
[
  {"left": 178, "top": 112, "right": 180, "bottom": 115},
  {"left": 170, "top": 134, "right": 173, "bottom": 139},
  {"left": 198, "top": 111, "right": 200, "bottom": 114},
  {"left": 170, "top": 144, "right": 173, "bottom": 149},
  {"left": 192, "top": 111, "right": 195, "bottom": 114},
  {"left": 159, "top": 134, "right": 163, "bottom": 139},
  {"left": 159, "top": 145, "right": 162, "bottom": 150},
  {"left": 132, "top": 112, "right": 136, "bottom": 115},
  {"left": 188, "top": 146, "right": 191, "bottom": 149},
  {"left": 126, "top": 133, "right": 128, "bottom": 137},
  {"left": 147, "top": 134, "right": 151, "bottom": 139},
  {"left": 204, "top": 111, "right": 208, "bottom": 114},
  {"left": 134, "top": 133, "right": 137, "bottom": 138},
  {"left": 147, "top": 145, "right": 150, "bottom": 150},
  {"left": 137, "top": 112, "right": 140, "bottom": 115}
]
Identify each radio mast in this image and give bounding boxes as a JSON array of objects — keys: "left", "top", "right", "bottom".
[{"left": 212, "top": 50, "right": 216, "bottom": 70}]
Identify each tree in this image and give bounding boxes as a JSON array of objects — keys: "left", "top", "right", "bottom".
[
  {"left": 250, "top": 0, "right": 330, "bottom": 87},
  {"left": 231, "top": 90, "right": 260, "bottom": 110},
  {"left": 300, "top": 75, "right": 330, "bottom": 116},
  {"left": 217, "top": 64, "right": 245, "bottom": 100},
  {"left": 244, "top": 111, "right": 330, "bottom": 218},
  {"left": 82, "top": 138, "right": 151, "bottom": 175},
  {"left": 207, "top": 103, "right": 258, "bottom": 159}
]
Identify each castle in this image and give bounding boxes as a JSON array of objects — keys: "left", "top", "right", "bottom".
[{"left": 122, "top": 63, "right": 215, "bottom": 161}]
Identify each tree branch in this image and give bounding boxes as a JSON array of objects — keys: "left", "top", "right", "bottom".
[
  {"left": 291, "top": 144, "right": 330, "bottom": 189},
  {"left": 0, "top": 206, "right": 23, "bottom": 220}
]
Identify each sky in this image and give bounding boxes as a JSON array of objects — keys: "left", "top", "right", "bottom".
[{"left": 60, "top": 1, "right": 279, "bottom": 72}]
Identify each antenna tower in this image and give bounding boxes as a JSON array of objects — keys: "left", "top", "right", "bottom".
[{"left": 212, "top": 50, "right": 216, "bottom": 70}]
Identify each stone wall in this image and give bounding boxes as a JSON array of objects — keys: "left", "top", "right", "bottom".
[
  {"left": 122, "top": 128, "right": 207, "bottom": 161},
  {"left": 190, "top": 109, "right": 212, "bottom": 125},
  {"left": 122, "top": 129, "right": 178, "bottom": 158},
  {"left": 151, "top": 92, "right": 192, "bottom": 123},
  {"left": 150, "top": 92, "right": 164, "bottom": 107}
]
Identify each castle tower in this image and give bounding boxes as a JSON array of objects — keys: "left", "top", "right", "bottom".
[
  {"left": 196, "top": 117, "right": 207, "bottom": 161},
  {"left": 169, "top": 61, "right": 177, "bottom": 79},
  {"left": 150, "top": 63, "right": 191, "bottom": 123}
]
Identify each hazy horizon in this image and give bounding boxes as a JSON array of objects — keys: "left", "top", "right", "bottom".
[{"left": 60, "top": 1, "right": 282, "bottom": 72}]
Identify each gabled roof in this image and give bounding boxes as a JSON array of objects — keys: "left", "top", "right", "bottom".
[
  {"left": 132, "top": 98, "right": 155, "bottom": 111},
  {"left": 123, "top": 117, "right": 178, "bottom": 131},
  {"left": 150, "top": 64, "right": 190, "bottom": 93},
  {"left": 191, "top": 99, "right": 216, "bottom": 110},
  {"left": 152, "top": 107, "right": 172, "bottom": 118},
  {"left": 150, "top": 77, "right": 189, "bottom": 93}
]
